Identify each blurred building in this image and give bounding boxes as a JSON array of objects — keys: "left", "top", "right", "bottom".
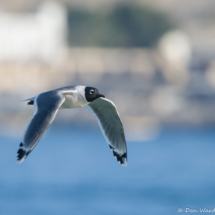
[{"left": 0, "top": 1, "right": 67, "bottom": 63}]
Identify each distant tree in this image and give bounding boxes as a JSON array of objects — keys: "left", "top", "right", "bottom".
[{"left": 67, "top": 4, "right": 174, "bottom": 47}]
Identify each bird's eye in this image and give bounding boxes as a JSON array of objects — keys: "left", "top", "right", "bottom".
[{"left": 89, "top": 89, "right": 94, "bottom": 94}]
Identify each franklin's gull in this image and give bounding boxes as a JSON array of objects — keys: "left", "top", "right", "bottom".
[{"left": 17, "top": 86, "right": 127, "bottom": 166}]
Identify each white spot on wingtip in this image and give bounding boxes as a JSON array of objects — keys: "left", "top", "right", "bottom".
[
  {"left": 17, "top": 160, "right": 23, "bottom": 164},
  {"left": 17, "top": 155, "right": 26, "bottom": 164}
]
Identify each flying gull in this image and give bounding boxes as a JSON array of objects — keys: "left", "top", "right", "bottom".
[{"left": 17, "top": 86, "right": 127, "bottom": 166}]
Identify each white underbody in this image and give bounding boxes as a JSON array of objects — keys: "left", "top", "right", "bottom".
[{"left": 60, "top": 86, "right": 89, "bottom": 109}]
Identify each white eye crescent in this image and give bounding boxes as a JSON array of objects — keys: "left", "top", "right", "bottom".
[{"left": 89, "top": 89, "right": 94, "bottom": 94}]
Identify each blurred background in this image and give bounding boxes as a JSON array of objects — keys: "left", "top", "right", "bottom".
[{"left": 1, "top": 0, "right": 215, "bottom": 214}]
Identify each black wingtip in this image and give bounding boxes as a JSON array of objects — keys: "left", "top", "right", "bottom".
[
  {"left": 17, "top": 143, "right": 26, "bottom": 163},
  {"left": 109, "top": 145, "right": 127, "bottom": 166},
  {"left": 113, "top": 151, "right": 127, "bottom": 166}
]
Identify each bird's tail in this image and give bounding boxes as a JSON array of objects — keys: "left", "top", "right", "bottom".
[{"left": 22, "top": 97, "right": 35, "bottom": 105}]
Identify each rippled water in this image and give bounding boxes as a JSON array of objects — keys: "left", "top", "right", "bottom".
[{"left": 1, "top": 125, "right": 215, "bottom": 215}]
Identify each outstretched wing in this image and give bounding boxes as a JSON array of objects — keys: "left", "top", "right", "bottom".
[
  {"left": 86, "top": 98, "right": 127, "bottom": 166},
  {"left": 17, "top": 91, "right": 65, "bottom": 163}
]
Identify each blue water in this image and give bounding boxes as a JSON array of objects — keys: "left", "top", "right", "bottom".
[{"left": 1, "top": 125, "right": 215, "bottom": 215}]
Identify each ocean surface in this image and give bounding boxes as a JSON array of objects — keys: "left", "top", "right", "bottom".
[{"left": 1, "top": 125, "right": 215, "bottom": 215}]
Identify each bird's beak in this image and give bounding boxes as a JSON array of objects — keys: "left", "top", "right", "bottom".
[{"left": 99, "top": 94, "right": 105, "bottom": 98}]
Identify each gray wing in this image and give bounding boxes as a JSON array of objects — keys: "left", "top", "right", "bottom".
[
  {"left": 17, "top": 91, "right": 65, "bottom": 163},
  {"left": 86, "top": 98, "right": 127, "bottom": 166}
]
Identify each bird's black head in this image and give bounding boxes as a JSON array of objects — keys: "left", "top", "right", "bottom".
[{"left": 85, "top": 87, "right": 105, "bottom": 102}]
